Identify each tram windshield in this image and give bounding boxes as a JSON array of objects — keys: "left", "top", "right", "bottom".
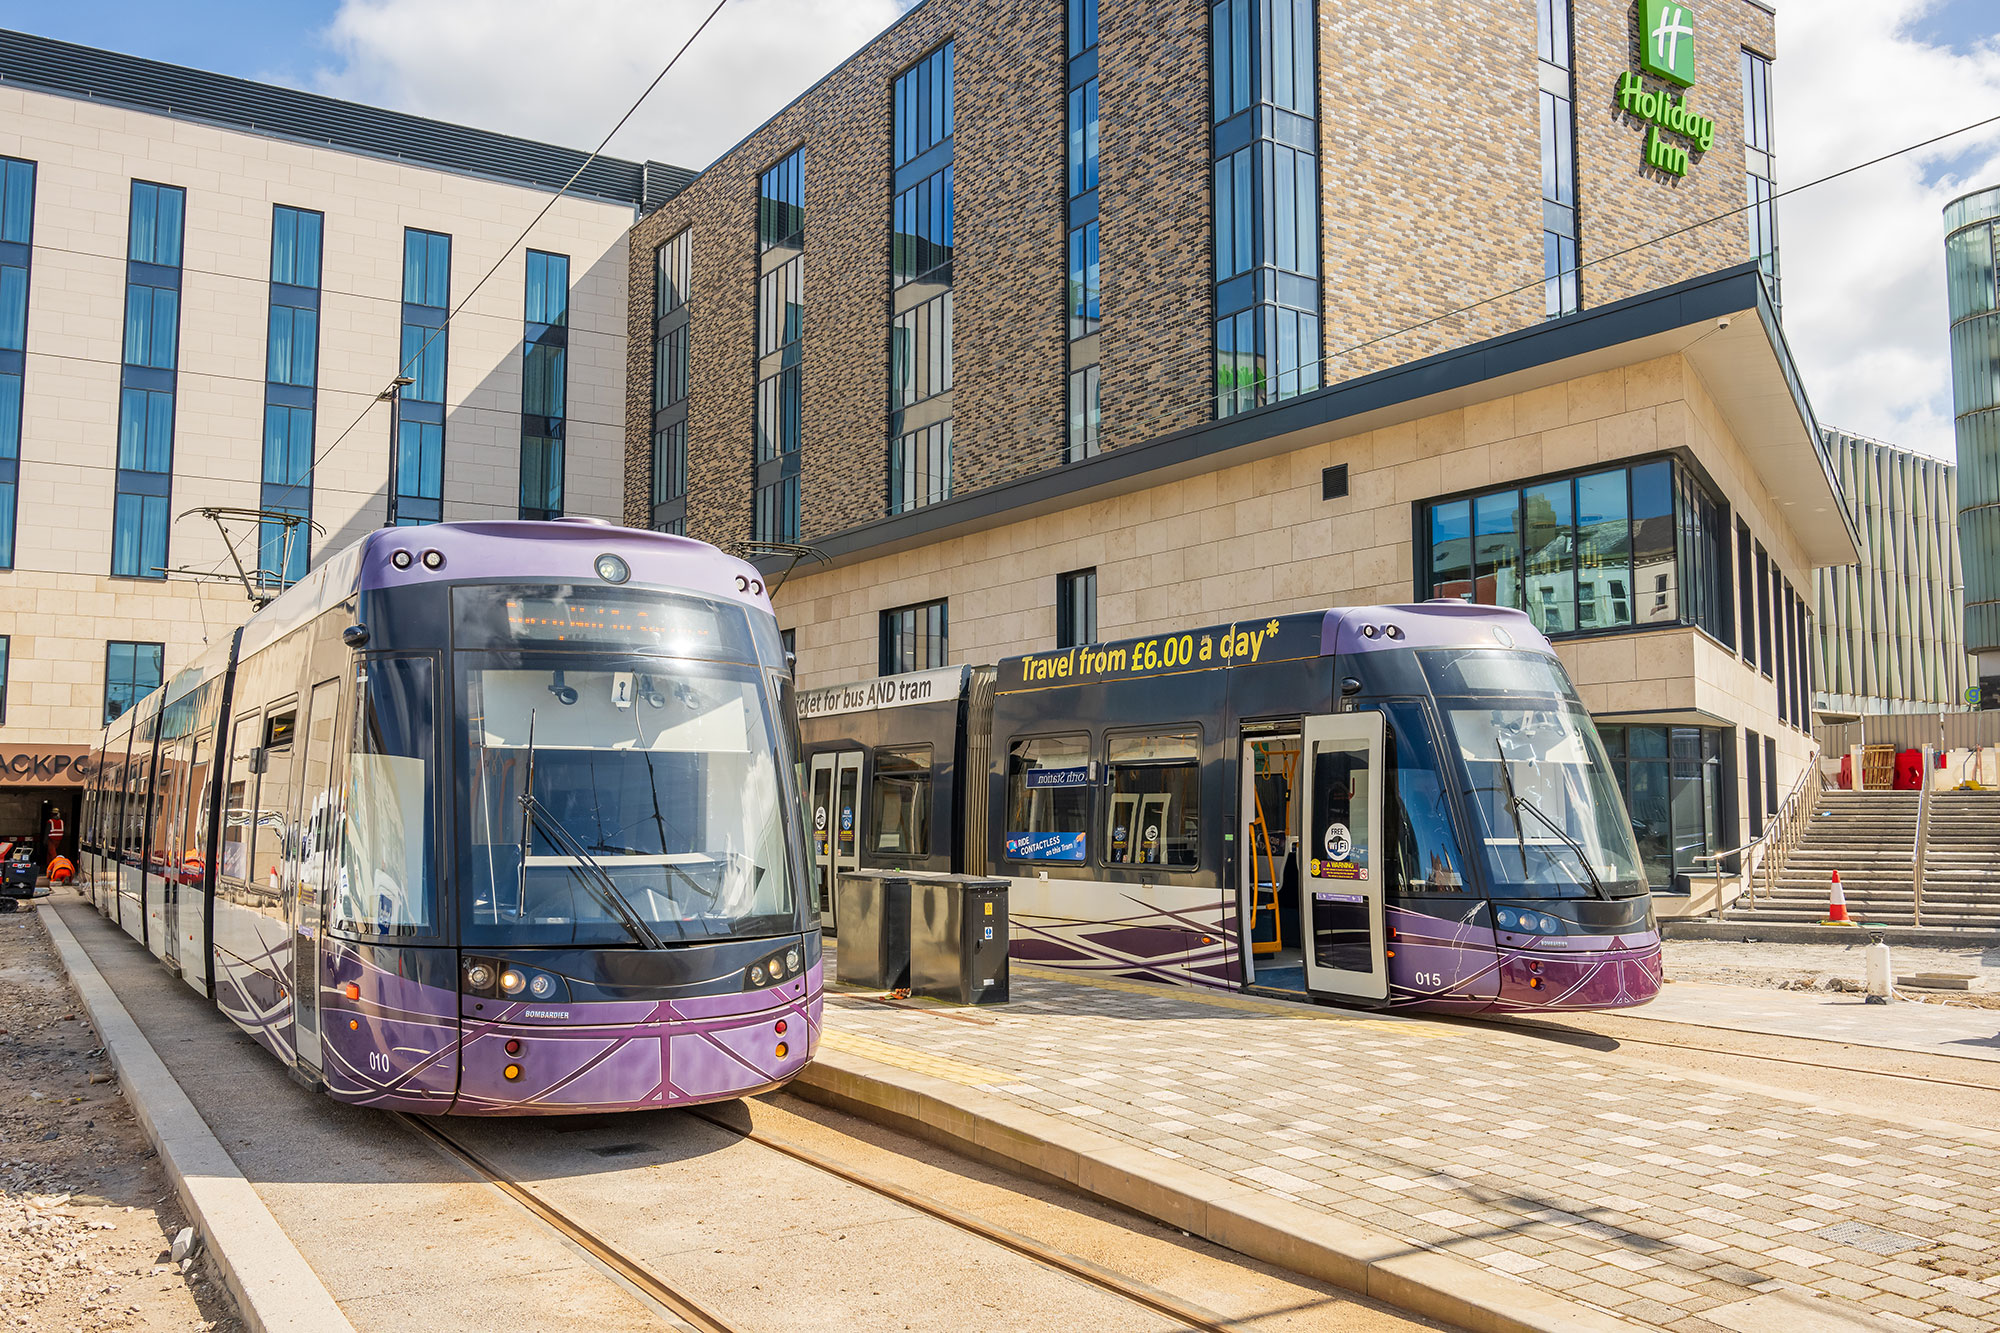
[
  {"left": 453, "top": 587, "right": 801, "bottom": 948},
  {"left": 1422, "top": 649, "right": 1648, "bottom": 900}
]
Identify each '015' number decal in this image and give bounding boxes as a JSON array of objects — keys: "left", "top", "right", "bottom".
[{"left": 1413, "top": 972, "right": 1444, "bottom": 988}]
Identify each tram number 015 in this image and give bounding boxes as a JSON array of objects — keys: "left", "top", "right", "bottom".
[
  {"left": 1133, "top": 634, "right": 1198, "bottom": 672},
  {"left": 367, "top": 1051, "right": 393, "bottom": 1074},
  {"left": 1413, "top": 972, "right": 1444, "bottom": 988}
]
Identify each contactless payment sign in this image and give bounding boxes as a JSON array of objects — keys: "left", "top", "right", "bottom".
[{"left": 1006, "top": 831, "right": 1087, "bottom": 862}]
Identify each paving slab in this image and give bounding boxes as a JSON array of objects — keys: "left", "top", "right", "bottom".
[
  {"left": 802, "top": 963, "right": 2000, "bottom": 1333},
  {"left": 1628, "top": 980, "right": 2000, "bottom": 1063}
]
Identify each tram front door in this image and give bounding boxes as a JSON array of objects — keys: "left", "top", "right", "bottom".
[
  {"left": 1240, "top": 732, "right": 1305, "bottom": 993},
  {"left": 807, "top": 750, "right": 862, "bottom": 932},
  {"left": 1299, "top": 712, "right": 1389, "bottom": 1002}
]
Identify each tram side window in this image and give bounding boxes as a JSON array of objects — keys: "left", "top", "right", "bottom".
[
  {"left": 251, "top": 705, "right": 298, "bottom": 894},
  {"left": 185, "top": 734, "right": 213, "bottom": 883},
  {"left": 335, "top": 657, "right": 436, "bottom": 937},
  {"left": 221, "top": 712, "right": 259, "bottom": 882},
  {"left": 1104, "top": 731, "right": 1201, "bottom": 868},
  {"left": 1004, "top": 734, "right": 1092, "bottom": 862},
  {"left": 869, "top": 745, "right": 933, "bottom": 856},
  {"left": 1380, "top": 702, "right": 1466, "bottom": 893}
]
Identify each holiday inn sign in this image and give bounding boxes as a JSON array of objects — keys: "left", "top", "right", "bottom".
[{"left": 1616, "top": 0, "right": 1713, "bottom": 178}]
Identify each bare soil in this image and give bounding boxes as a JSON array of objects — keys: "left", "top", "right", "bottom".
[{"left": 0, "top": 907, "right": 240, "bottom": 1332}]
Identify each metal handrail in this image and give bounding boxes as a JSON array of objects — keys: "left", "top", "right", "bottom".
[
  {"left": 1691, "top": 747, "right": 1822, "bottom": 915},
  {"left": 1912, "top": 745, "right": 1934, "bottom": 927}
]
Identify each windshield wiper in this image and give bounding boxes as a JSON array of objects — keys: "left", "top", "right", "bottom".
[
  {"left": 519, "top": 711, "right": 665, "bottom": 949},
  {"left": 1491, "top": 723, "right": 1608, "bottom": 901}
]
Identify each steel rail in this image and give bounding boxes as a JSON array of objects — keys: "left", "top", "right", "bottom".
[{"left": 398, "top": 1113, "right": 742, "bottom": 1333}]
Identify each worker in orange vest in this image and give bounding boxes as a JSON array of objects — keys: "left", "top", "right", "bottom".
[{"left": 46, "top": 855, "right": 75, "bottom": 884}]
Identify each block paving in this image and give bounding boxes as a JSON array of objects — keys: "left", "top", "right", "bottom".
[{"left": 825, "top": 967, "right": 2000, "bottom": 1332}]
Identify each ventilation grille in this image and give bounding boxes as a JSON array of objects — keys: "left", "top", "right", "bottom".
[{"left": 1322, "top": 464, "right": 1349, "bottom": 500}]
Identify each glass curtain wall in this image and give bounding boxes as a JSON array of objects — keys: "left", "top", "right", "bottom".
[
  {"left": 0, "top": 156, "right": 33, "bottom": 571},
  {"left": 890, "top": 43, "right": 955, "bottom": 513},
  {"left": 1741, "top": 50, "right": 1779, "bottom": 312},
  {"left": 1212, "top": 0, "right": 1322, "bottom": 417},
  {"left": 1943, "top": 188, "right": 2000, "bottom": 687},
  {"left": 1539, "top": 0, "right": 1580, "bottom": 317},
  {"left": 1598, "top": 725, "right": 1724, "bottom": 893},
  {"left": 260, "top": 205, "right": 322, "bottom": 584},
  {"left": 114, "top": 182, "right": 185, "bottom": 579},
  {"left": 519, "top": 249, "right": 569, "bottom": 519},
  {"left": 755, "top": 150, "right": 804, "bottom": 543},
  {"left": 394, "top": 228, "right": 451, "bottom": 526},
  {"left": 652, "top": 229, "right": 692, "bottom": 535},
  {"left": 1066, "top": 0, "right": 1102, "bottom": 460},
  {"left": 1422, "top": 457, "right": 1733, "bottom": 644}
]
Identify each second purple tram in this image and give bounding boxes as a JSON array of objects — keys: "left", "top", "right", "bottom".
[
  {"left": 78, "top": 520, "right": 820, "bottom": 1114},
  {"left": 800, "top": 602, "right": 1661, "bottom": 1013}
]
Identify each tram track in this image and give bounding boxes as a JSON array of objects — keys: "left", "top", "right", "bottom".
[{"left": 402, "top": 1103, "right": 1259, "bottom": 1333}]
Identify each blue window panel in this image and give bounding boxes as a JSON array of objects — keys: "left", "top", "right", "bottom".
[
  {"left": 270, "top": 206, "right": 323, "bottom": 287},
  {"left": 652, "top": 420, "right": 687, "bottom": 505},
  {"left": 1067, "top": 221, "right": 1100, "bottom": 339},
  {"left": 1069, "top": 0, "right": 1098, "bottom": 56},
  {"left": 891, "top": 166, "right": 954, "bottom": 287},
  {"left": 128, "top": 182, "right": 185, "bottom": 267},
  {"left": 0, "top": 265, "right": 24, "bottom": 351},
  {"left": 0, "top": 370, "right": 17, "bottom": 461},
  {"left": 263, "top": 404, "right": 313, "bottom": 488},
  {"left": 0, "top": 479, "right": 12, "bottom": 571},
  {"left": 523, "top": 340, "right": 565, "bottom": 420},
  {"left": 0, "top": 159, "right": 33, "bottom": 246},
  {"left": 267, "top": 304, "right": 318, "bottom": 387},
  {"left": 397, "top": 420, "right": 445, "bottom": 502},
  {"left": 103, "top": 641, "right": 165, "bottom": 723},
  {"left": 520, "top": 435, "right": 564, "bottom": 518},
  {"left": 758, "top": 152, "right": 805, "bottom": 252},
  {"left": 399, "top": 324, "right": 448, "bottom": 403},
  {"left": 525, "top": 250, "right": 569, "bottom": 326},
  {"left": 123, "top": 284, "right": 180, "bottom": 370},
  {"left": 117, "top": 388, "right": 175, "bottom": 474},
  {"left": 894, "top": 43, "right": 955, "bottom": 167},
  {"left": 111, "top": 491, "right": 170, "bottom": 578},
  {"left": 1068, "top": 80, "right": 1099, "bottom": 197},
  {"left": 257, "top": 507, "right": 309, "bottom": 585},
  {"left": 403, "top": 229, "right": 451, "bottom": 307}
]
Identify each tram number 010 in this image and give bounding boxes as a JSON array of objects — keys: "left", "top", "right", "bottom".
[
  {"left": 1133, "top": 634, "right": 1198, "bottom": 672},
  {"left": 367, "top": 1051, "right": 393, "bottom": 1074},
  {"left": 1413, "top": 972, "right": 1444, "bottom": 988}
]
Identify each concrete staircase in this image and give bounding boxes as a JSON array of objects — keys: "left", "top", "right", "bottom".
[{"left": 1731, "top": 790, "right": 2000, "bottom": 928}]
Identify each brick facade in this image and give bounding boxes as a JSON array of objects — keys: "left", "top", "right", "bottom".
[{"left": 624, "top": 0, "right": 1780, "bottom": 553}]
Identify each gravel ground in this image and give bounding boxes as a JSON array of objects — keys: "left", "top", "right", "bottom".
[
  {"left": 0, "top": 909, "right": 240, "bottom": 1332},
  {"left": 1664, "top": 935, "right": 2000, "bottom": 1006}
]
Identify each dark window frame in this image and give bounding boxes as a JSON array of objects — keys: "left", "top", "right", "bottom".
[
  {"left": 1057, "top": 567, "right": 1098, "bottom": 649},
  {"left": 103, "top": 639, "right": 165, "bottom": 726},
  {"left": 879, "top": 599, "right": 948, "bottom": 677}
]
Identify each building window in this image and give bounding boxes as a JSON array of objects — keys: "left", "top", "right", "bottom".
[
  {"left": 1539, "top": 0, "right": 1580, "bottom": 317},
  {"left": 103, "top": 641, "right": 164, "bottom": 724},
  {"left": 1212, "top": 0, "right": 1322, "bottom": 418},
  {"left": 1755, "top": 543, "right": 1772, "bottom": 676},
  {"left": 1057, "top": 568, "right": 1097, "bottom": 648},
  {"left": 652, "top": 228, "right": 693, "bottom": 535},
  {"left": 889, "top": 45, "right": 955, "bottom": 514},
  {"left": 1421, "top": 457, "right": 1732, "bottom": 643},
  {"left": 1736, "top": 519, "right": 1755, "bottom": 666},
  {"left": 1067, "top": 0, "right": 1102, "bottom": 461},
  {"left": 890, "top": 420, "right": 952, "bottom": 515},
  {"left": 1742, "top": 50, "right": 1779, "bottom": 311},
  {"left": 394, "top": 228, "right": 451, "bottom": 526},
  {"left": 1598, "top": 724, "right": 1723, "bottom": 892},
  {"left": 0, "top": 156, "right": 31, "bottom": 574},
  {"left": 756, "top": 151, "right": 806, "bottom": 545},
  {"left": 114, "top": 181, "right": 185, "bottom": 580},
  {"left": 519, "top": 249, "right": 569, "bottom": 520},
  {"left": 260, "top": 205, "right": 322, "bottom": 586},
  {"left": 880, "top": 600, "right": 947, "bottom": 676}
]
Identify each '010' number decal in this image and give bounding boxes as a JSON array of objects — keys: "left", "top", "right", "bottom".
[{"left": 367, "top": 1051, "right": 393, "bottom": 1074}]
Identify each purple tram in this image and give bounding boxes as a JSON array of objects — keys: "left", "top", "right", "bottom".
[
  {"left": 78, "top": 521, "right": 819, "bottom": 1114},
  {"left": 800, "top": 602, "right": 1660, "bottom": 1013}
]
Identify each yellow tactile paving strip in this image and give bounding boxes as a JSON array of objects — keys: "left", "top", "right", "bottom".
[{"left": 820, "top": 1028, "right": 1011, "bottom": 1086}]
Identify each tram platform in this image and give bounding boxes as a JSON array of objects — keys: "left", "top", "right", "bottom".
[{"left": 801, "top": 964, "right": 2000, "bottom": 1333}]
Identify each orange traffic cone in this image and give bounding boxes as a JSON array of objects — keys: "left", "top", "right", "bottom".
[{"left": 1823, "top": 870, "right": 1851, "bottom": 924}]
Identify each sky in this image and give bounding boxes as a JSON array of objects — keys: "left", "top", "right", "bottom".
[{"left": 4, "top": 0, "right": 1997, "bottom": 461}]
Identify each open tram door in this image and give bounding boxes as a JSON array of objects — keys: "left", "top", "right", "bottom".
[
  {"left": 807, "top": 750, "right": 862, "bottom": 932},
  {"left": 1299, "top": 713, "right": 1389, "bottom": 1003}
]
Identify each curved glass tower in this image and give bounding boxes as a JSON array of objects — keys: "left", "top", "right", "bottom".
[{"left": 1946, "top": 186, "right": 2000, "bottom": 707}]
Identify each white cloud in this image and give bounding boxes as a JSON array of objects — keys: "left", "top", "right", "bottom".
[
  {"left": 309, "top": 0, "right": 912, "bottom": 168},
  {"left": 1776, "top": 0, "right": 2000, "bottom": 460}
]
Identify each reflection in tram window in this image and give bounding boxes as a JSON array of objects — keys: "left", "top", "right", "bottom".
[
  {"left": 1378, "top": 703, "right": 1466, "bottom": 893},
  {"left": 869, "top": 744, "right": 932, "bottom": 855},
  {"left": 220, "top": 711, "right": 258, "bottom": 881},
  {"left": 1103, "top": 731, "right": 1199, "bottom": 867},
  {"left": 335, "top": 657, "right": 436, "bottom": 937},
  {"left": 1444, "top": 702, "right": 1647, "bottom": 898},
  {"left": 456, "top": 662, "right": 795, "bottom": 947},
  {"left": 1004, "top": 734, "right": 1090, "bottom": 861},
  {"left": 1307, "top": 734, "right": 1372, "bottom": 973}
]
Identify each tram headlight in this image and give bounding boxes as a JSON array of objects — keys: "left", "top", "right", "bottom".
[
  {"left": 595, "top": 553, "right": 631, "bottom": 584},
  {"left": 785, "top": 948, "right": 801, "bottom": 972},
  {"left": 1536, "top": 914, "right": 1561, "bottom": 935},
  {"left": 389, "top": 549, "right": 413, "bottom": 570},
  {"left": 528, "top": 973, "right": 556, "bottom": 999},
  {"left": 465, "top": 962, "right": 495, "bottom": 991},
  {"left": 500, "top": 969, "right": 526, "bottom": 995},
  {"left": 750, "top": 964, "right": 766, "bottom": 986}
]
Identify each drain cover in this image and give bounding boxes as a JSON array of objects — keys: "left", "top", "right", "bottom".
[
  {"left": 586, "top": 1142, "right": 650, "bottom": 1158},
  {"left": 1815, "top": 1222, "right": 1926, "bottom": 1255}
]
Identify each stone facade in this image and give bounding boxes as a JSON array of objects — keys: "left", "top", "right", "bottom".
[{"left": 0, "top": 81, "right": 636, "bottom": 745}]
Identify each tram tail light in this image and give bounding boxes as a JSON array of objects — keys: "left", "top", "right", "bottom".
[
  {"left": 775, "top": 1043, "right": 789, "bottom": 1059},
  {"left": 775, "top": 1020, "right": 787, "bottom": 1035},
  {"left": 505, "top": 1039, "right": 522, "bottom": 1056},
  {"left": 343, "top": 982, "right": 360, "bottom": 1001}
]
